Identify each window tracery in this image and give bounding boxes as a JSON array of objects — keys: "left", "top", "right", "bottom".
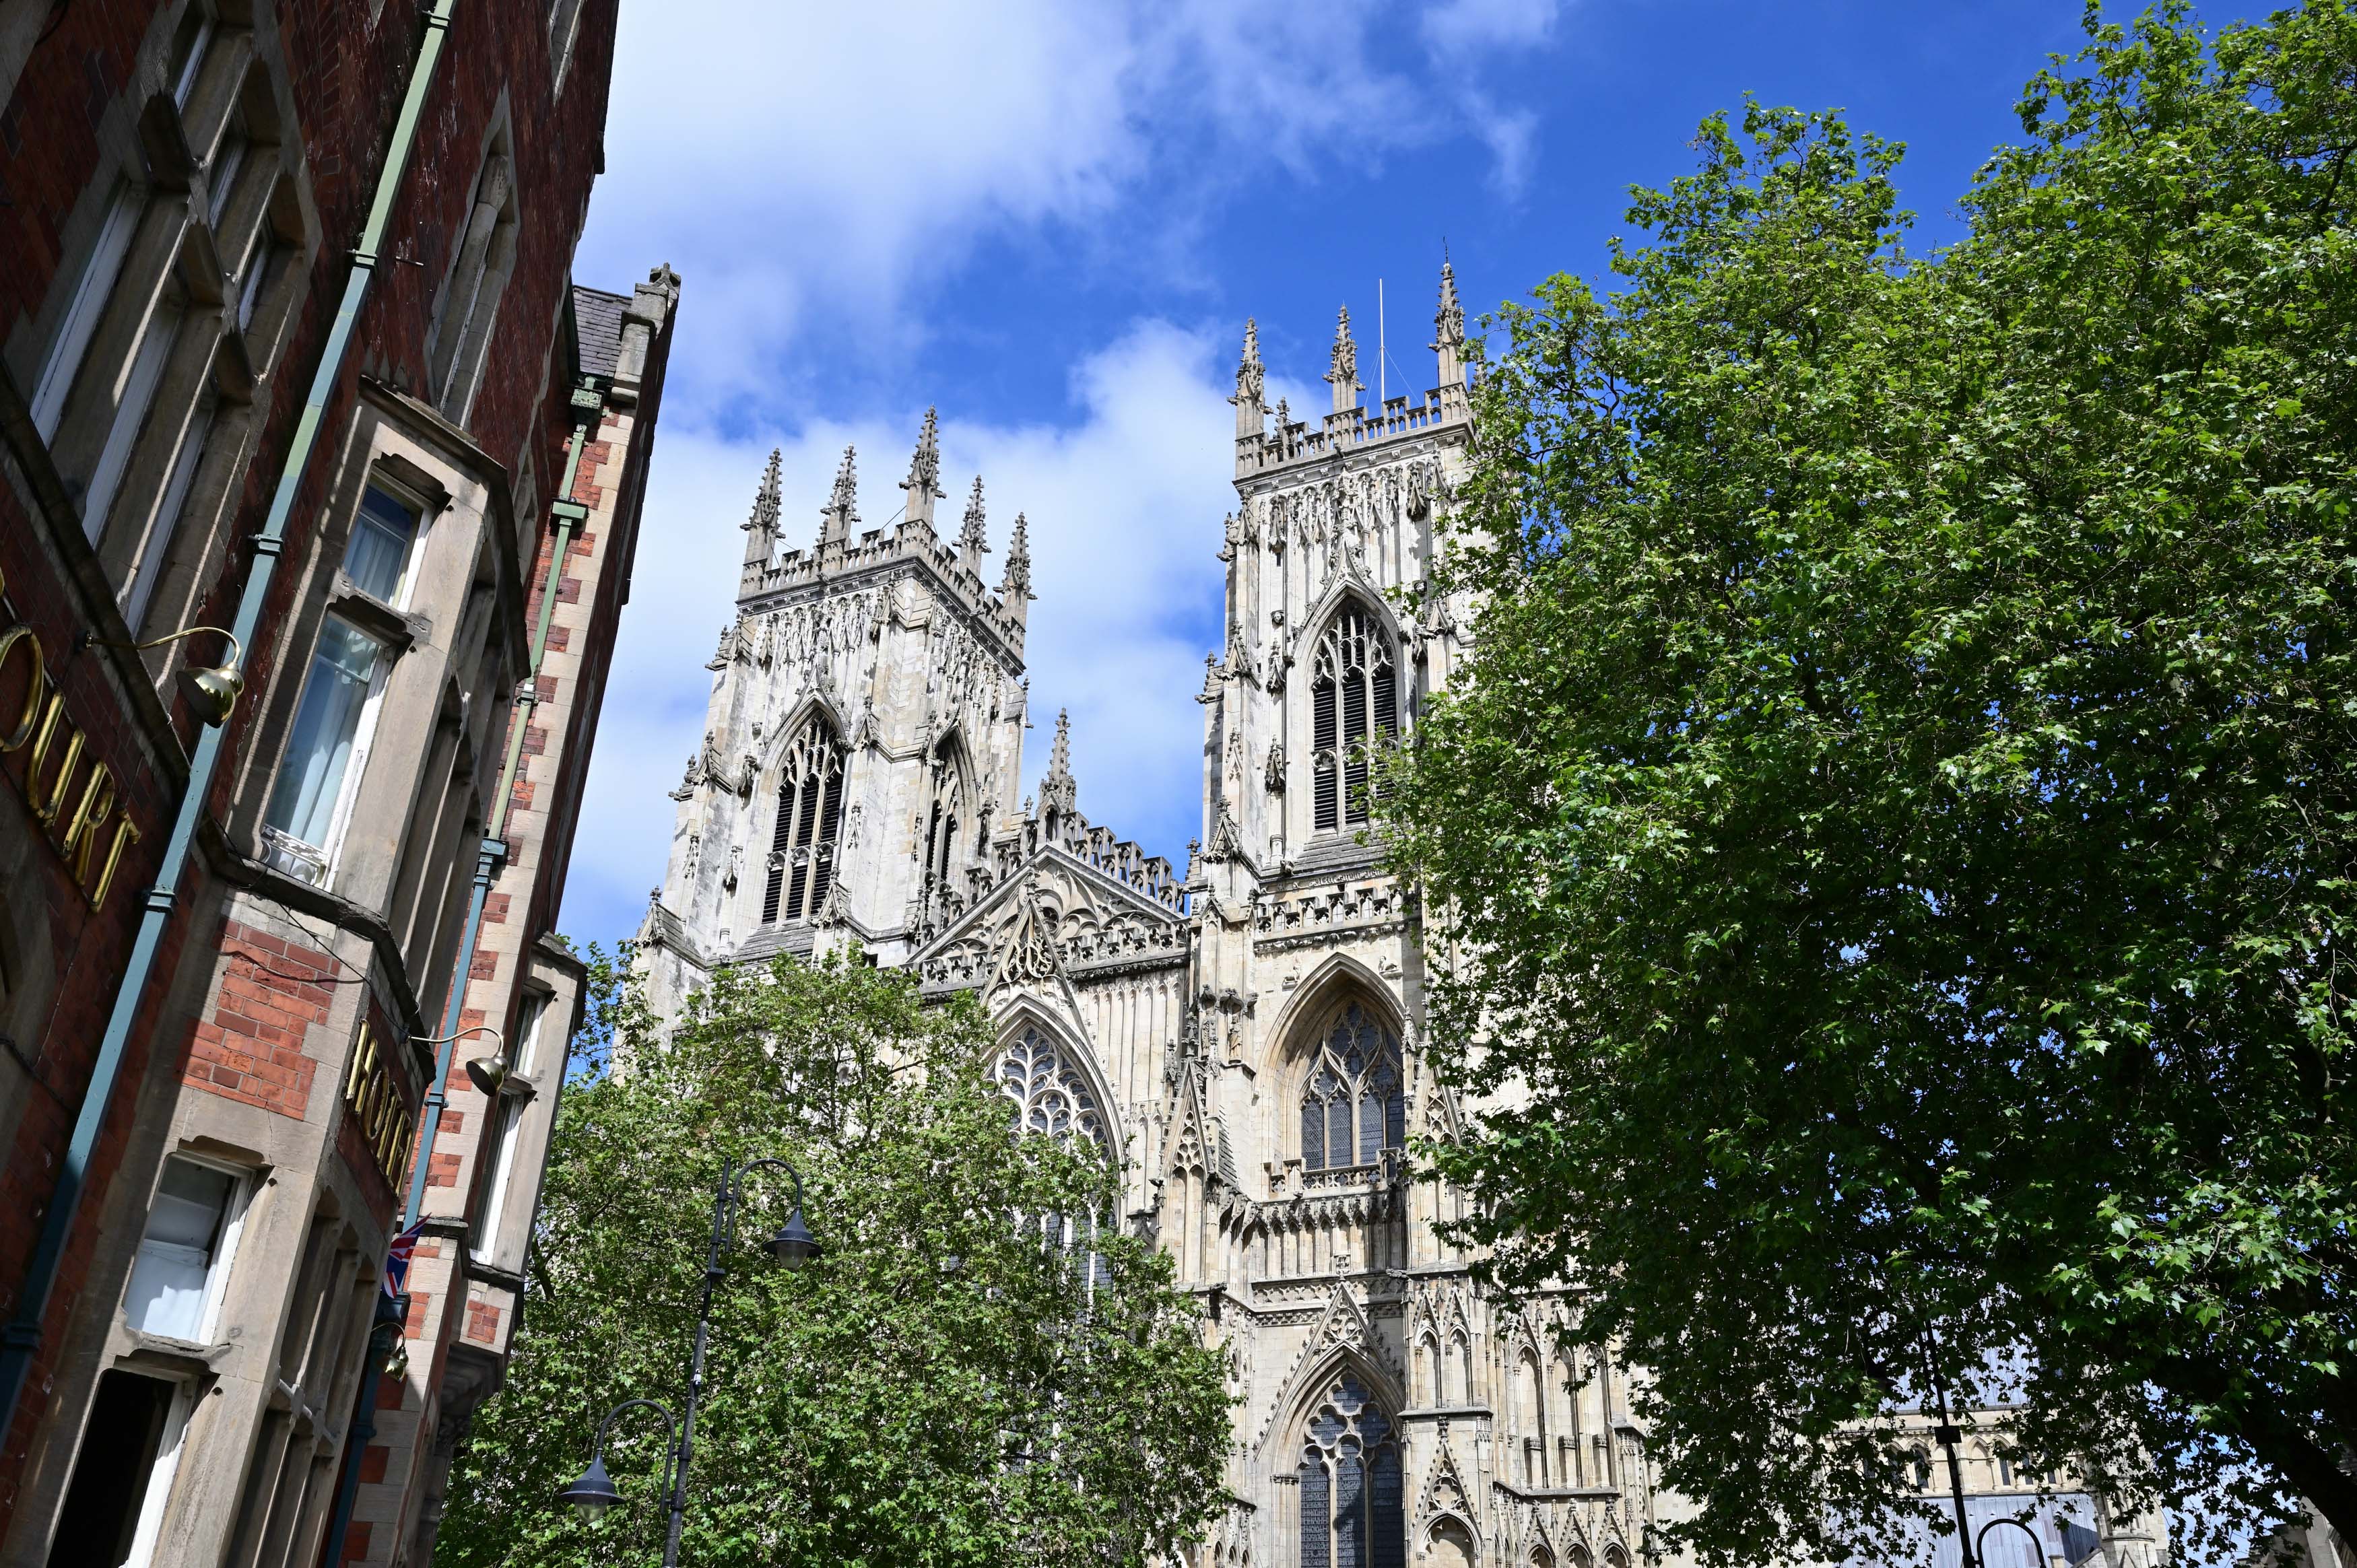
[
  {"left": 763, "top": 714, "right": 844, "bottom": 923},
  {"left": 1298, "top": 1373, "right": 1405, "bottom": 1568},
  {"left": 1310, "top": 605, "right": 1398, "bottom": 831},
  {"left": 1299, "top": 1002, "right": 1404, "bottom": 1173},
  {"left": 996, "top": 1024, "right": 1106, "bottom": 1145}
]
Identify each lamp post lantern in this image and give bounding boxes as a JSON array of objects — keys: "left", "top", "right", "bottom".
[{"left": 554, "top": 1158, "right": 820, "bottom": 1566}]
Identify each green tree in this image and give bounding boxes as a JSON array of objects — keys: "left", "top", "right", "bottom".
[
  {"left": 436, "top": 951, "right": 1231, "bottom": 1567},
  {"left": 1383, "top": 5, "right": 2357, "bottom": 1561}
]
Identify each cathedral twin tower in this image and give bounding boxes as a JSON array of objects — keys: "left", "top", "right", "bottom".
[{"left": 636, "top": 265, "right": 1661, "bottom": 1568}]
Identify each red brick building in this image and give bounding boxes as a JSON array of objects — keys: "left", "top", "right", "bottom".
[{"left": 0, "top": 1, "right": 673, "bottom": 1562}]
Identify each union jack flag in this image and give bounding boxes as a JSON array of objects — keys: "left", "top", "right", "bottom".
[{"left": 383, "top": 1220, "right": 424, "bottom": 1299}]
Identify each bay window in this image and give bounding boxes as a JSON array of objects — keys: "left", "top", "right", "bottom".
[{"left": 260, "top": 481, "right": 424, "bottom": 885}]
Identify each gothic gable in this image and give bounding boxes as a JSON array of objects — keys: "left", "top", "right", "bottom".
[
  {"left": 1253, "top": 1281, "right": 1406, "bottom": 1456},
  {"left": 912, "top": 845, "right": 1187, "bottom": 992}
]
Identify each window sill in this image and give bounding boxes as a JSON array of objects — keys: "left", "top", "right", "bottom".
[{"left": 117, "top": 1327, "right": 232, "bottom": 1375}]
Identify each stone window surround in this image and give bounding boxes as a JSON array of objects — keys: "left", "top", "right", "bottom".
[
  {"left": 3, "top": 0, "right": 320, "bottom": 679},
  {"left": 232, "top": 409, "right": 526, "bottom": 947},
  {"left": 424, "top": 106, "right": 520, "bottom": 425},
  {"left": 463, "top": 955, "right": 580, "bottom": 1279}
]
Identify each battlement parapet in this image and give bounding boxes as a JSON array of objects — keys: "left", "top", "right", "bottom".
[
  {"left": 1236, "top": 384, "right": 1469, "bottom": 481},
  {"left": 739, "top": 518, "right": 1027, "bottom": 650}
]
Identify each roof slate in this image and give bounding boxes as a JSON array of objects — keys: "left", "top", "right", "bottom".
[{"left": 572, "top": 284, "right": 628, "bottom": 379}]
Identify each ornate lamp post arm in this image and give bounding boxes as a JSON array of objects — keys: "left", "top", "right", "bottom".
[
  {"left": 558, "top": 1398, "right": 679, "bottom": 1548},
  {"left": 1976, "top": 1516, "right": 2045, "bottom": 1567}
]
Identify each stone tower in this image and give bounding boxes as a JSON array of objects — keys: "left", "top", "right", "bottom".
[
  {"left": 635, "top": 265, "right": 1675, "bottom": 1568},
  {"left": 634, "top": 411, "right": 1038, "bottom": 1018}
]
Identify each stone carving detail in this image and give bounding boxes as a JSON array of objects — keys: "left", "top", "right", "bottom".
[
  {"left": 992, "top": 893, "right": 1064, "bottom": 990},
  {"left": 917, "top": 858, "right": 1186, "bottom": 988},
  {"left": 996, "top": 1023, "right": 1107, "bottom": 1144},
  {"left": 1249, "top": 454, "right": 1449, "bottom": 601},
  {"left": 1235, "top": 316, "right": 1264, "bottom": 404}
]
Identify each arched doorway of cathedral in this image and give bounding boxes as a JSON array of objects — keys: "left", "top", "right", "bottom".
[
  {"left": 1531, "top": 1545, "right": 1557, "bottom": 1568},
  {"left": 1292, "top": 1368, "right": 1406, "bottom": 1568},
  {"left": 1424, "top": 1516, "right": 1476, "bottom": 1568}
]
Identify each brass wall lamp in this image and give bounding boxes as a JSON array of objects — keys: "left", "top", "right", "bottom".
[
  {"left": 75, "top": 625, "right": 245, "bottom": 726},
  {"left": 414, "top": 1023, "right": 512, "bottom": 1098}
]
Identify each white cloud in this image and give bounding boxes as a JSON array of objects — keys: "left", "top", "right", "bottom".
[
  {"left": 1420, "top": 0, "right": 1564, "bottom": 58},
  {"left": 560, "top": 321, "right": 1238, "bottom": 943},
  {"left": 559, "top": 1, "right": 1572, "bottom": 941},
  {"left": 580, "top": 0, "right": 1567, "bottom": 413}
]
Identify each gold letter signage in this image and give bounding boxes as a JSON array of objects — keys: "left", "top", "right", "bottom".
[
  {"left": 343, "top": 1018, "right": 417, "bottom": 1189},
  {"left": 0, "top": 569, "right": 143, "bottom": 910}
]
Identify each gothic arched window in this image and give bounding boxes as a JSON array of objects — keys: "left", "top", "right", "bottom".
[
  {"left": 925, "top": 739, "right": 966, "bottom": 887},
  {"left": 1310, "top": 604, "right": 1398, "bottom": 832},
  {"left": 1298, "top": 1374, "right": 1405, "bottom": 1568},
  {"left": 763, "top": 714, "right": 844, "bottom": 923},
  {"left": 1300, "top": 1001, "right": 1405, "bottom": 1172},
  {"left": 997, "top": 1023, "right": 1106, "bottom": 1147}
]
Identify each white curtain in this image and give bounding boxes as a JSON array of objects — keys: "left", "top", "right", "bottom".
[
  {"left": 265, "top": 617, "right": 382, "bottom": 850},
  {"left": 123, "top": 1162, "right": 234, "bottom": 1341},
  {"left": 344, "top": 485, "right": 419, "bottom": 602}
]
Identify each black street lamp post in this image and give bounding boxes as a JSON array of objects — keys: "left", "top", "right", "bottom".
[
  {"left": 556, "top": 1157, "right": 822, "bottom": 1566},
  {"left": 1920, "top": 1329, "right": 1981, "bottom": 1568}
]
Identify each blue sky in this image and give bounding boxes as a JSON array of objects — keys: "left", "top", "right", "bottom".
[{"left": 556, "top": 0, "right": 2109, "bottom": 950}]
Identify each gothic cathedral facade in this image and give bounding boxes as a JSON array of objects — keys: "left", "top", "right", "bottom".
[{"left": 634, "top": 267, "right": 1665, "bottom": 1568}]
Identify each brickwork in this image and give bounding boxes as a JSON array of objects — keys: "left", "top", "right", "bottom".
[
  {"left": 182, "top": 927, "right": 334, "bottom": 1119},
  {"left": 0, "top": 0, "right": 642, "bottom": 1559},
  {"left": 352, "top": 275, "right": 679, "bottom": 1562}
]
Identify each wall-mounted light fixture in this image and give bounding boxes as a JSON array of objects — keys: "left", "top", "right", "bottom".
[{"left": 78, "top": 625, "right": 245, "bottom": 725}]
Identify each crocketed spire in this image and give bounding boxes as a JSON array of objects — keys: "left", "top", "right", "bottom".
[
  {"left": 957, "top": 475, "right": 989, "bottom": 572},
  {"left": 1325, "top": 306, "right": 1360, "bottom": 413},
  {"left": 741, "top": 446, "right": 781, "bottom": 572},
  {"left": 1232, "top": 317, "right": 1265, "bottom": 438},
  {"left": 999, "top": 510, "right": 1033, "bottom": 625},
  {"left": 1434, "top": 255, "right": 1467, "bottom": 390},
  {"left": 1040, "top": 708, "right": 1076, "bottom": 820},
  {"left": 819, "top": 446, "right": 858, "bottom": 547},
  {"left": 900, "top": 407, "right": 945, "bottom": 526}
]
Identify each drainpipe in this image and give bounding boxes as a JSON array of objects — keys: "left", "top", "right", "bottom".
[
  {"left": 0, "top": 0, "right": 461, "bottom": 1442},
  {"left": 314, "top": 379, "right": 601, "bottom": 1565}
]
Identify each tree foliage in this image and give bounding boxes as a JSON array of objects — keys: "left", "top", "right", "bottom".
[
  {"left": 437, "top": 952, "right": 1232, "bottom": 1567},
  {"left": 1383, "top": 4, "right": 2357, "bottom": 1561}
]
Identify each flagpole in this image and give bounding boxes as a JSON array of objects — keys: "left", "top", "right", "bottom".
[{"left": 1378, "top": 278, "right": 1387, "bottom": 405}]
